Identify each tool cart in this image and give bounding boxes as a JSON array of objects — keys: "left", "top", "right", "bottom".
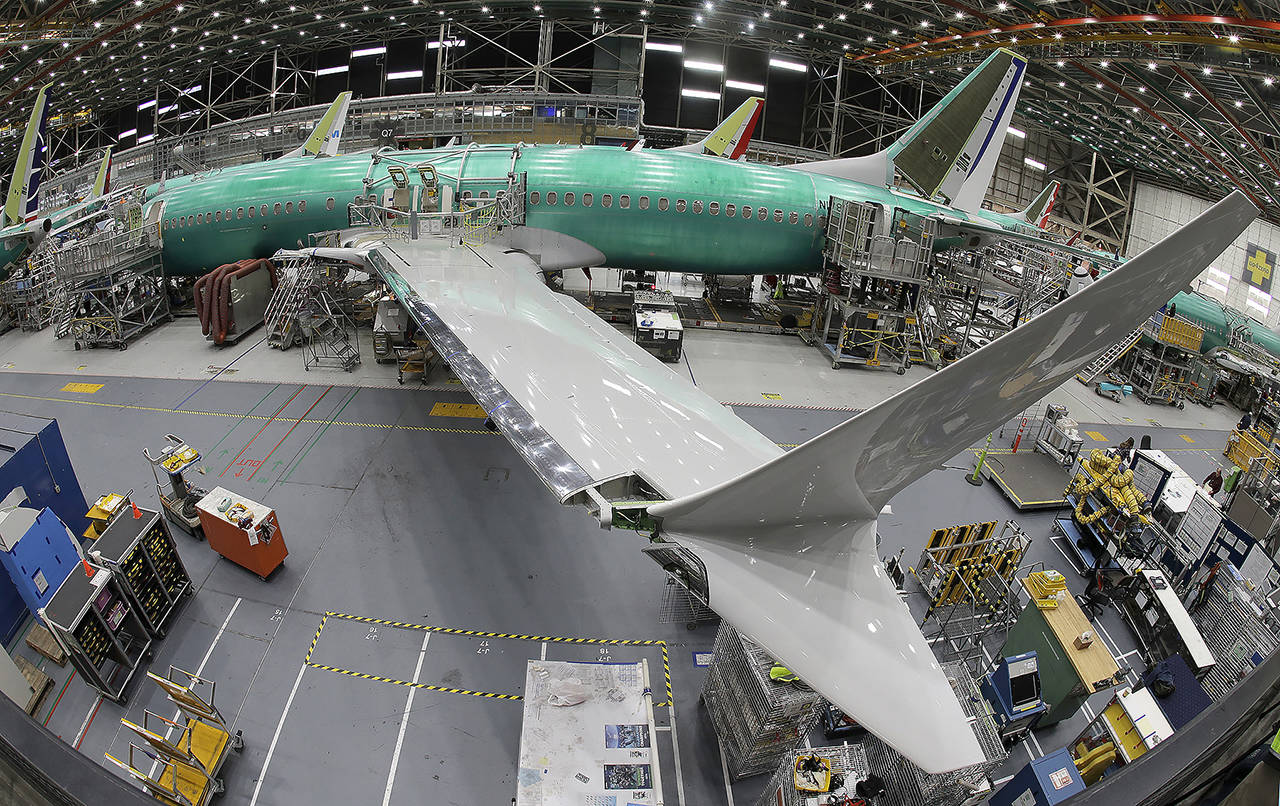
[{"left": 87, "top": 505, "right": 191, "bottom": 638}]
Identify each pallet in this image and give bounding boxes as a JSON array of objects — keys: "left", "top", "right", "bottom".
[
  {"left": 13, "top": 655, "right": 52, "bottom": 716},
  {"left": 25, "top": 623, "right": 67, "bottom": 667}
]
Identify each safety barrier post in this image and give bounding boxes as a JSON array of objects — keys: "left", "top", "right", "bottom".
[{"left": 969, "top": 433, "right": 992, "bottom": 486}]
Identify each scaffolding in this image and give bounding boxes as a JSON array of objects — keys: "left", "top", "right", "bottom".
[
  {"left": 806, "top": 196, "right": 935, "bottom": 373},
  {"left": 1111, "top": 312, "right": 1205, "bottom": 408},
  {"left": 0, "top": 254, "right": 59, "bottom": 332}
]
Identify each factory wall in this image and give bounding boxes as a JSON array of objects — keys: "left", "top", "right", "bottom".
[{"left": 1128, "top": 182, "right": 1280, "bottom": 330}]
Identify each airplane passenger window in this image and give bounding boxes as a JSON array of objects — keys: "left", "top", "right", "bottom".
[
  {"left": 215, "top": 211, "right": 223, "bottom": 222},
  {"left": 818, "top": 215, "right": 827, "bottom": 229},
  {"left": 248, "top": 207, "right": 256, "bottom": 218},
  {"left": 639, "top": 196, "right": 650, "bottom": 210},
  {"left": 197, "top": 213, "right": 204, "bottom": 224},
  {"left": 260, "top": 205, "right": 267, "bottom": 217},
  {"left": 286, "top": 202, "right": 294, "bottom": 214},
  {"left": 602, "top": 194, "right": 612, "bottom": 208},
  {"left": 619, "top": 195, "right": 630, "bottom": 209},
  {"left": 789, "top": 212, "right": 799, "bottom": 225},
  {"left": 742, "top": 206, "right": 752, "bottom": 219},
  {"left": 530, "top": 191, "right": 540, "bottom": 205},
  {"left": 479, "top": 191, "right": 490, "bottom": 199},
  {"left": 709, "top": 201, "right": 719, "bottom": 215},
  {"left": 803, "top": 213, "right": 813, "bottom": 227},
  {"left": 226, "top": 209, "right": 233, "bottom": 220},
  {"left": 583, "top": 193, "right": 593, "bottom": 207},
  {"left": 676, "top": 199, "right": 687, "bottom": 213},
  {"left": 546, "top": 191, "right": 558, "bottom": 205},
  {"left": 564, "top": 192, "right": 575, "bottom": 206},
  {"left": 725, "top": 203, "right": 735, "bottom": 216},
  {"left": 326, "top": 197, "right": 335, "bottom": 211},
  {"left": 759, "top": 208, "right": 769, "bottom": 221},
  {"left": 657, "top": 198, "right": 669, "bottom": 211},
  {"left": 691, "top": 200, "right": 702, "bottom": 214},
  {"left": 773, "top": 209, "right": 783, "bottom": 222},
  {"left": 463, "top": 191, "right": 473, "bottom": 199},
  {"left": 237, "top": 208, "right": 245, "bottom": 219},
  {"left": 274, "top": 203, "right": 282, "bottom": 215}
]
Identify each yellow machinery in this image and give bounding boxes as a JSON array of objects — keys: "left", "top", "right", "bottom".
[
  {"left": 83, "top": 492, "right": 129, "bottom": 540},
  {"left": 1027, "top": 570, "right": 1068, "bottom": 609},
  {"left": 914, "top": 520, "right": 1030, "bottom": 617},
  {"left": 1067, "top": 450, "right": 1150, "bottom": 527},
  {"left": 105, "top": 666, "right": 243, "bottom": 805},
  {"left": 1224, "top": 427, "right": 1279, "bottom": 472}
]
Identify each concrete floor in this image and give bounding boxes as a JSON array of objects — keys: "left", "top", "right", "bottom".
[{"left": 0, "top": 313, "right": 1241, "bottom": 805}]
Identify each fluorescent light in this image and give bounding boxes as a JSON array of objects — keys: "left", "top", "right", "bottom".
[
  {"left": 352, "top": 46, "right": 386, "bottom": 57},
  {"left": 769, "top": 57, "right": 807, "bottom": 72},
  {"left": 316, "top": 65, "right": 349, "bottom": 76},
  {"left": 681, "top": 88, "right": 720, "bottom": 100},
  {"left": 645, "top": 41, "right": 683, "bottom": 53},
  {"left": 158, "top": 104, "right": 177, "bottom": 115},
  {"left": 1247, "top": 297, "right": 1270, "bottom": 314},
  {"left": 1007, "top": 126, "right": 1026, "bottom": 138},
  {"left": 684, "top": 59, "right": 723, "bottom": 72},
  {"left": 725, "top": 79, "right": 765, "bottom": 93},
  {"left": 137, "top": 133, "right": 155, "bottom": 144},
  {"left": 1249, "top": 286, "right": 1271, "bottom": 301},
  {"left": 182, "top": 84, "right": 201, "bottom": 94},
  {"left": 137, "top": 99, "right": 156, "bottom": 111},
  {"left": 427, "top": 38, "right": 464, "bottom": 48},
  {"left": 387, "top": 70, "right": 423, "bottom": 80},
  {"left": 1023, "top": 157, "right": 1046, "bottom": 170},
  {"left": 1203, "top": 279, "right": 1229, "bottom": 294},
  {"left": 118, "top": 128, "right": 137, "bottom": 139},
  {"left": 1208, "top": 267, "right": 1230, "bottom": 280}
]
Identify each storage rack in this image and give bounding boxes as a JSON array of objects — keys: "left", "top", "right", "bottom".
[
  {"left": 753, "top": 743, "right": 871, "bottom": 806},
  {"left": 701, "top": 623, "right": 822, "bottom": 780},
  {"left": 40, "top": 566, "right": 152, "bottom": 703},
  {"left": 87, "top": 507, "right": 191, "bottom": 638},
  {"left": 1192, "top": 566, "right": 1280, "bottom": 701},
  {"left": 1112, "top": 313, "right": 1204, "bottom": 409},
  {"left": 657, "top": 572, "right": 717, "bottom": 631}
]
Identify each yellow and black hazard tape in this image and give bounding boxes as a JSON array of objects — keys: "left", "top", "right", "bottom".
[
  {"left": 306, "top": 662, "right": 524, "bottom": 700},
  {"left": 311, "top": 611, "right": 673, "bottom": 707}
]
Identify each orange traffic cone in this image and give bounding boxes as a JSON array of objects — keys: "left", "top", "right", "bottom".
[
  {"left": 82, "top": 558, "right": 95, "bottom": 578},
  {"left": 131, "top": 501, "right": 142, "bottom": 519}
]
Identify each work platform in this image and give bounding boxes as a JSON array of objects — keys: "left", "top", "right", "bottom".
[
  {"left": 981, "top": 450, "right": 1070, "bottom": 510},
  {"left": 565, "top": 288, "right": 809, "bottom": 335}
]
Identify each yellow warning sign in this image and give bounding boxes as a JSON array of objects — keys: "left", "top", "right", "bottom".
[
  {"left": 1179, "top": 434, "right": 1195, "bottom": 444},
  {"left": 761, "top": 393, "right": 783, "bottom": 400},
  {"left": 60, "top": 383, "right": 103, "bottom": 394},
  {"left": 429, "top": 402, "right": 486, "bottom": 418},
  {"left": 1085, "top": 431, "right": 1107, "bottom": 442}
]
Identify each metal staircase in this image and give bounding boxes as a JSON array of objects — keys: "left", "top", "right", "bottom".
[
  {"left": 1075, "top": 327, "right": 1144, "bottom": 384},
  {"left": 264, "top": 253, "right": 313, "bottom": 349},
  {"left": 300, "top": 290, "right": 361, "bottom": 372}
]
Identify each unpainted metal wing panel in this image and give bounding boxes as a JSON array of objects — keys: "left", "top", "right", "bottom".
[{"left": 371, "top": 238, "right": 781, "bottom": 500}]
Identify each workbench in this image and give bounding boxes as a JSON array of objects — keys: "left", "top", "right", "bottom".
[{"left": 1000, "top": 577, "right": 1122, "bottom": 726}]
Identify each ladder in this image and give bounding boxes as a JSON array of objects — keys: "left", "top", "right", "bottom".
[
  {"left": 1075, "top": 327, "right": 1144, "bottom": 385},
  {"left": 300, "top": 291, "right": 360, "bottom": 372},
  {"left": 264, "top": 256, "right": 313, "bottom": 349}
]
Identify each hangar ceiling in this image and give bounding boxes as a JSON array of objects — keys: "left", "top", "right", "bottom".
[{"left": 1, "top": 0, "right": 1278, "bottom": 212}]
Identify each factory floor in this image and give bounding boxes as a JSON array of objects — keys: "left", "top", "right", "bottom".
[{"left": 0, "top": 316, "right": 1240, "bottom": 805}]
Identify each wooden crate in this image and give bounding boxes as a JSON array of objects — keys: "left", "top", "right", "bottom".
[
  {"left": 25, "top": 623, "right": 67, "bottom": 667},
  {"left": 13, "top": 655, "right": 52, "bottom": 716}
]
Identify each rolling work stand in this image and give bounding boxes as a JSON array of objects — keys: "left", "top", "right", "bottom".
[
  {"left": 195, "top": 488, "right": 288, "bottom": 580},
  {"left": 87, "top": 506, "right": 191, "bottom": 638},
  {"left": 144, "top": 435, "right": 206, "bottom": 540},
  {"left": 40, "top": 564, "right": 152, "bottom": 703}
]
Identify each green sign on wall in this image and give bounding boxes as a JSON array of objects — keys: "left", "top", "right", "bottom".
[{"left": 1244, "top": 242, "right": 1276, "bottom": 294}]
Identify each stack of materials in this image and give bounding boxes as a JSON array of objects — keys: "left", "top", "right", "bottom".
[
  {"left": 1027, "top": 569, "right": 1068, "bottom": 609},
  {"left": 753, "top": 744, "right": 871, "bottom": 806},
  {"left": 701, "top": 623, "right": 821, "bottom": 780}
]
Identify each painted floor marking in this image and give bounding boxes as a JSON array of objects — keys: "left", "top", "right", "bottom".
[
  {"left": 1180, "top": 434, "right": 1196, "bottom": 443},
  {"left": 1085, "top": 430, "right": 1107, "bottom": 441},
  {"left": 248, "top": 663, "right": 307, "bottom": 806},
  {"left": 760, "top": 392, "right": 783, "bottom": 400},
  {"left": 308, "top": 611, "right": 671, "bottom": 706},
  {"left": 429, "top": 401, "right": 487, "bottom": 418},
  {"left": 382, "top": 631, "right": 431, "bottom": 806},
  {"left": 60, "top": 382, "right": 103, "bottom": 393}
]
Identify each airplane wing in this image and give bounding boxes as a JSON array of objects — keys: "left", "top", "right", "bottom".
[
  {"left": 341, "top": 190, "right": 1254, "bottom": 775},
  {"left": 938, "top": 212, "right": 1123, "bottom": 266}
]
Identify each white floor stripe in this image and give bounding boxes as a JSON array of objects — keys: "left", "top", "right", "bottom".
[
  {"left": 382, "top": 632, "right": 431, "bottom": 806},
  {"left": 248, "top": 663, "right": 307, "bottom": 806},
  {"left": 1027, "top": 727, "right": 1044, "bottom": 757},
  {"left": 1048, "top": 534, "right": 1085, "bottom": 575},
  {"left": 72, "top": 695, "right": 103, "bottom": 749},
  {"left": 718, "top": 739, "right": 736, "bottom": 806}
]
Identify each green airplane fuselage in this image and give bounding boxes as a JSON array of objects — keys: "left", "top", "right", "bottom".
[{"left": 145, "top": 144, "right": 1030, "bottom": 277}]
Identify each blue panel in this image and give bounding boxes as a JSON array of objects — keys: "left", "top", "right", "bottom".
[
  {"left": 0, "top": 415, "right": 90, "bottom": 644},
  {"left": 0, "top": 508, "right": 80, "bottom": 616}
]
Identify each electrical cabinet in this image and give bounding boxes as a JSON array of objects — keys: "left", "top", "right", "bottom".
[{"left": 195, "top": 488, "right": 287, "bottom": 580}]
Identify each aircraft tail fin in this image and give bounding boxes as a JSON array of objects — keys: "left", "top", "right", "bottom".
[
  {"left": 91, "top": 147, "right": 113, "bottom": 199},
  {"left": 285, "top": 91, "right": 352, "bottom": 158},
  {"left": 1018, "top": 180, "right": 1060, "bottom": 228},
  {"left": 668, "top": 96, "right": 763, "bottom": 159},
  {"left": 785, "top": 49, "right": 1026, "bottom": 203},
  {"left": 648, "top": 191, "right": 1256, "bottom": 772},
  {"left": 4, "top": 83, "right": 52, "bottom": 227}
]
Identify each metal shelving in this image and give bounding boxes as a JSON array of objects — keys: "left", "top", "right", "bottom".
[{"left": 87, "top": 508, "right": 191, "bottom": 639}]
